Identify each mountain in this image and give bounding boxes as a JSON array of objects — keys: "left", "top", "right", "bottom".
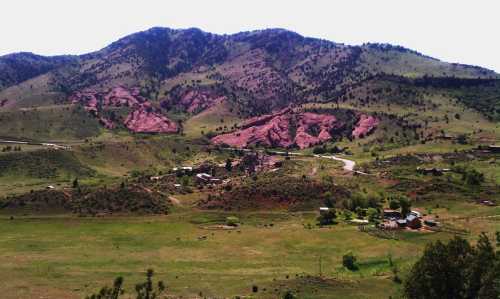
[
  {"left": 0, "top": 52, "right": 77, "bottom": 91},
  {"left": 0, "top": 27, "right": 498, "bottom": 144}
]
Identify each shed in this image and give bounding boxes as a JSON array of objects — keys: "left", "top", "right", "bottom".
[
  {"left": 196, "top": 173, "right": 213, "bottom": 182},
  {"left": 396, "top": 219, "right": 407, "bottom": 227},
  {"left": 424, "top": 219, "right": 439, "bottom": 227}
]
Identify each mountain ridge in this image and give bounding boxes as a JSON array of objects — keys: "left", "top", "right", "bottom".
[{"left": 0, "top": 26, "right": 499, "bottom": 144}]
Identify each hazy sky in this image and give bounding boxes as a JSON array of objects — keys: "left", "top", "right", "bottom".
[{"left": 1, "top": 0, "right": 499, "bottom": 72}]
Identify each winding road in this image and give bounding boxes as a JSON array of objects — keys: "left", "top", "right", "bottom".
[{"left": 315, "top": 155, "right": 356, "bottom": 171}]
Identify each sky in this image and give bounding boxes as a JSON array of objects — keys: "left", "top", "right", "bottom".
[{"left": 1, "top": 0, "right": 499, "bottom": 72}]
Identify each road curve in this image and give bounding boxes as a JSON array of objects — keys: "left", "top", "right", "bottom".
[{"left": 316, "top": 155, "right": 356, "bottom": 171}]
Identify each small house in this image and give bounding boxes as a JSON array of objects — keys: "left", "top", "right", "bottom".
[
  {"left": 196, "top": 173, "right": 213, "bottom": 182},
  {"left": 196, "top": 173, "right": 223, "bottom": 185},
  {"left": 406, "top": 214, "right": 422, "bottom": 229},
  {"left": 173, "top": 166, "right": 194, "bottom": 175},
  {"left": 424, "top": 219, "right": 439, "bottom": 227},
  {"left": 396, "top": 219, "right": 407, "bottom": 227}
]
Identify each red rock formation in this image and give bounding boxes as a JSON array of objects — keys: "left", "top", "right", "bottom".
[
  {"left": 177, "top": 90, "right": 226, "bottom": 114},
  {"left": 124, "top": 107, "right": 178, "bottom": 133},
  {"left": 212, "top": 109, "right": 343, "bottom": 149},
  {"left": 103, "top": 86, "right": 145, "bottom": 107},
  {"left": 352, "top": 114, "right": 380, "bottom": 138},
  {"left": 70, "top": 86, "right": 177, "bottom": 133}
]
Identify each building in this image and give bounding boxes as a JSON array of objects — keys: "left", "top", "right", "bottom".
[
  {"left": 195, "top": 173, "right": 222, "bottom": 185},
  {"left": 406, "top": 214, "right": 422, "bottom": 229},
  {"left": 410, "top": 210, "right": 421, "bottom": 218},
  {"left": 396, "top": 219, "right": 407, "bottom": 227},
  {"left": 424, "top": 219, "right": 439, "bottom": 227}
]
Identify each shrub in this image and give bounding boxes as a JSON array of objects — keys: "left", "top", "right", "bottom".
[
  {"left": 225, "top": 216, "right": 240, "bottom": 227},
  {"left": 313, "top": 146, "right": 326, "bottom": 155},
  {"left": 389, "top": 199, "right": 401, "bottom": 210},
  {"left": 367, "top": 208, "right": 380, "bottom": 222},
  {"left": 342, "top": 252, "right": 358, "bottom": 270},
  {"left": 283, "top": 290, "right": 296, "bottom": 299},
  {"left": 317, "top": 210, "right": 337, "bottom": 226}
]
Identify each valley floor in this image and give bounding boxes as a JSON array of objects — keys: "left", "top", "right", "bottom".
[{"left": 0, "top": 198, "right": 499, "bottom": 299}]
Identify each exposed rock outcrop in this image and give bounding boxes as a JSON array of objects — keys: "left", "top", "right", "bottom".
[
  {"left": 211, "top": 108, "right": 345, "bottom": 149},
  {"left": 124, "top": 107, "right": 178, "bottom": 133},
  {"left": 352, "top": 114, "right": 380, "bottom": 138},
  {"left": 180, "top": 90, "right": 225, "bottom": 113},
  {"left": 70, "top": 86, "right": 178, "bottom": 133},
  {"left": 161, "top": 89, "right": 226, "bottom": 114}
]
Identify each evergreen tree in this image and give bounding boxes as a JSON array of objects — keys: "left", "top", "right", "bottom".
[{"left": 404, "top": 234, "right": 500, "bottom": 299}]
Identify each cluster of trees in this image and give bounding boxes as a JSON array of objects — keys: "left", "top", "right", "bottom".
[
  {"left": 388, "top": 194, "right": 412, "bottom": 216},
  {"left": 452, "top": 165, "right": 485, "bottom": 186},
  {"left": 1, "top": 145, "right": 21, "bottom": 152},
  {"left": 404, "top": 233, "right": 500, "bottom": 299},
  {"left": 86, "top": 269, "right": 165, "bottom": 299},
  {"left": 343, "top": 191, "right": 384, "bottom": 213},
  {"left": 317, "top": 209, "right": 337, "bottom": 225},
  {"left": 312, "top": 144, "right": 344, "bottom": 155}
]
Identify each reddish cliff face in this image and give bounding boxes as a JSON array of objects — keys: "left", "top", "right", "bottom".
[
  {"left": 70, "top": 86, "right": 178, "bottom": 133},
  {"left": 177, "top": 90, "right": 226, "bottom": 114},
  {"left": 211, "top": 109, "right": 344, "bottom": 149},
  {"left": 352, "top": 114, "right": 380, "bottom": 138},
  {"left": 124, "top": 107, "right": 178, "bottom": 133}
]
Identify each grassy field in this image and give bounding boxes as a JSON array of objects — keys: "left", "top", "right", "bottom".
[
  {"left": 183, "top": 100, "right": 242, "bottom": 139},
  {"left": 0, "top": 211, "right": 436, "bottom": 299},
  {"left": 0, "top": 199, "right": 498, "bottom": 299},
  {"left": 0, "top": 145, "right": 499, "bottom": 298}
]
